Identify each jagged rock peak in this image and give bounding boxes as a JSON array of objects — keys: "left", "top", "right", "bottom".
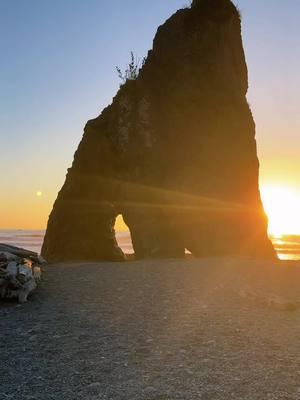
[{"left": 191, "top": 0, "right": 240, "bottom": 20}]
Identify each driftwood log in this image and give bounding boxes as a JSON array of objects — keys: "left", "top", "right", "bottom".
[{"left": 0, "top": 245, "right": 45, "bottom": 303}]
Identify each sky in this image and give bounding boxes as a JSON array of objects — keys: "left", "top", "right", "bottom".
[{"left": 0, "top": 0, "right": 299, "bottom": 231}]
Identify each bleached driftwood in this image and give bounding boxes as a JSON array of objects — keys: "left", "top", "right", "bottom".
[{"left": 0, "top": 246, "right": 44, "bottom": 304}]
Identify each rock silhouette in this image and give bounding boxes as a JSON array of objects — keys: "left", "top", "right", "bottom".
[{"left": 42, "top": 0, "right": 276, "bottom": 262}]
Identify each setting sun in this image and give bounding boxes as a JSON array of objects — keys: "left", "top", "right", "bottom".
[{"left": 261, "top": 185, "right": 300, "bottom": 236}]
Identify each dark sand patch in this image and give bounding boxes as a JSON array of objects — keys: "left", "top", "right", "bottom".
[{"left": 1, "top": 258, "right": 299, "bottom": 399}]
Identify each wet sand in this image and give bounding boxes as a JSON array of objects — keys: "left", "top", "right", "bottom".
[{"left": 1, "top": 258, "right": 299, "bottom": 399}]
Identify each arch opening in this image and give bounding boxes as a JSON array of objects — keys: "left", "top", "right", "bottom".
[{"left": 114, "top": 215, "right": 134, "bottom": 257}]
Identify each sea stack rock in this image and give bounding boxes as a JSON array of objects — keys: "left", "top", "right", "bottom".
[{"left": 42, "top": 0, "right": 276, "bottom": 262}]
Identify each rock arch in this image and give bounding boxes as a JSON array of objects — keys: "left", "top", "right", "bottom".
[{"left": 42, "top": 0, "right": 275, "bottom": 262}]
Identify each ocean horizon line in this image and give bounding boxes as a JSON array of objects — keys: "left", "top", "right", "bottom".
[{"left": 0, "top": 229, "right": 300, "bottom": 261}]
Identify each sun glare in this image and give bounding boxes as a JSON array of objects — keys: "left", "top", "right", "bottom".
[{"left": 261, "top": 185, "right": 300, "bottom": 236}]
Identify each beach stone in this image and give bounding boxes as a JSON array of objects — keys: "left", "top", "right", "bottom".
[
  {"left": 42, "top": 0, "right": 275, "bottom": 262},
  {"left": 85, "top": 382, "right": 102, "bottom": 394}
]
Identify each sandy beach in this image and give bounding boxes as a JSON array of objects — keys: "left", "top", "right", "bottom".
[{"left": 1, "top": 258, "right": 299, "bottom": 400}]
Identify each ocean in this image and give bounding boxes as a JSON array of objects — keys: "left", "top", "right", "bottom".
[
  {"left": 0, "top": 230, "right": 299, "bottom": 261},
  {"left": 0, "top": 230, "right": 134, "bottom": 256}
]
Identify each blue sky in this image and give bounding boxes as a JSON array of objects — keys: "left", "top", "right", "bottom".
[{"left": 1, "top": 0, "right": 299, "bottom": 228}]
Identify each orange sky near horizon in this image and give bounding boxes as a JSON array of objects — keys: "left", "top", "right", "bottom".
[{"left": 1, "top": 171, "right": 300, "bottom": 236}]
